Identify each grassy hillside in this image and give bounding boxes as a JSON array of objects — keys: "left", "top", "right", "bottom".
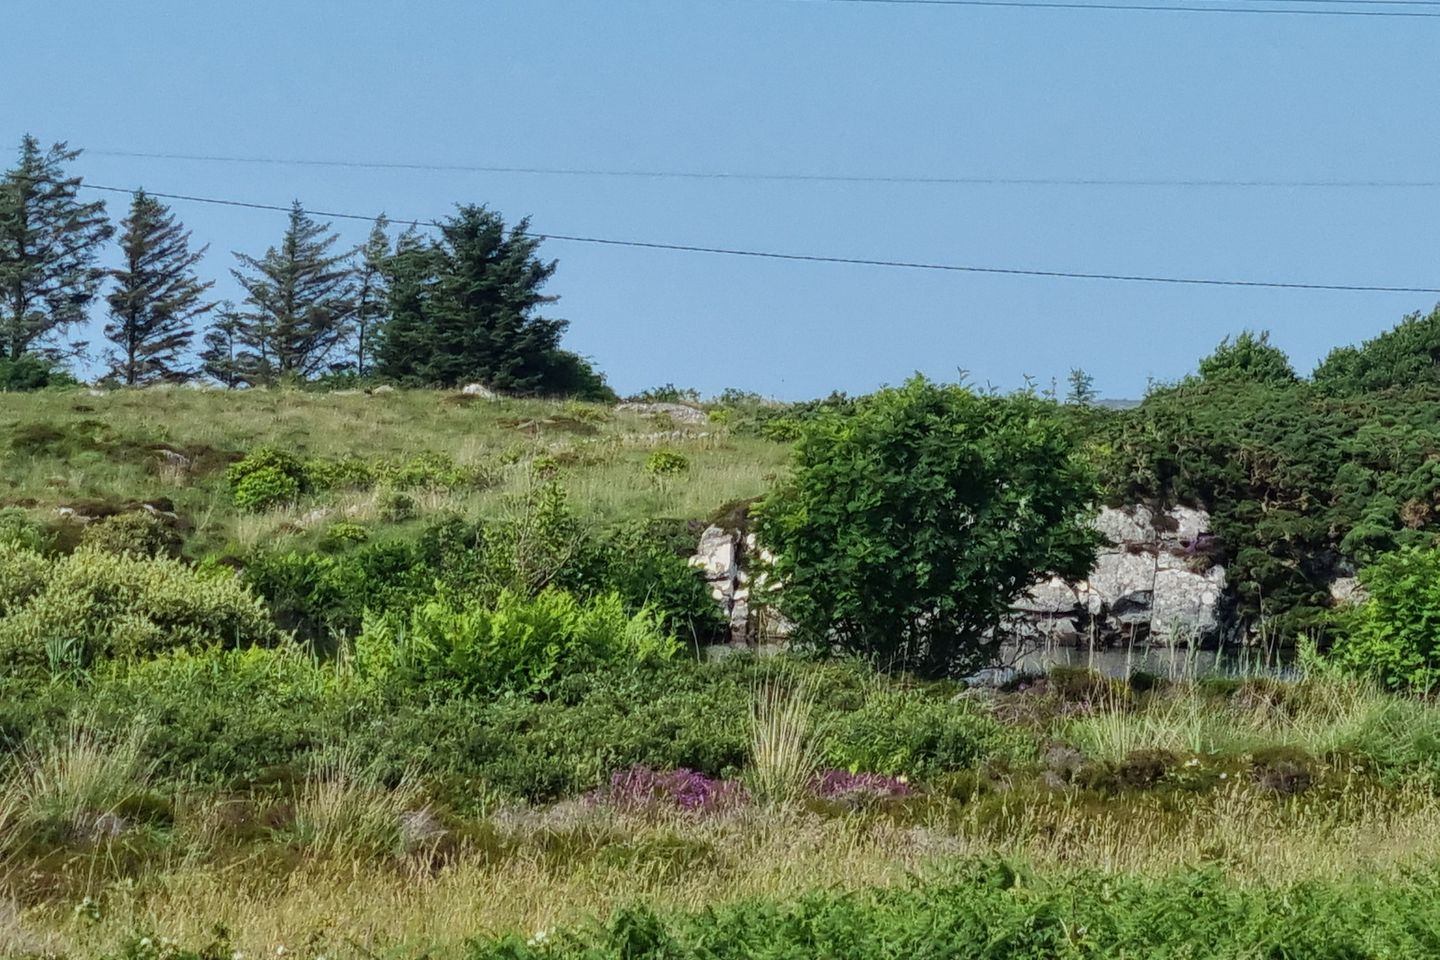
[{"left": 0, "top": 387, "right": 789, "bottom": 555}]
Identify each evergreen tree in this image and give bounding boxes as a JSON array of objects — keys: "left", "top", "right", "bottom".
[
  {"left": 0, "top": 136, "right": 113, "bottom": 360},
  {"left": 232, "top": 202, "right": 354, "bottom": 382},
  {"left": 198, "top": 304, "right": 248, "bottom": 388},
  {"left": 1066, "top": 368, "right": 1098, "bottom": 405},
  {"left": 104, "top": 190, "right": 215, "bottom": 385},
  {"left": 377, "top": 205, "right": 566, "bottom": 392},
  {"left": 351, "top": 215, "right": 391, "bottom": 376}
]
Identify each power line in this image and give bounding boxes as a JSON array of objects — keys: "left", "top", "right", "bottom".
[
  {"left": 797, "top": 0, "right": 1440, "bottom": 16},
  {"left": 74, "top": 181, "right": 1440, "bottom": 295},
  {"left": 84, "top": 149, "right": 1440, "bottom": 190}
]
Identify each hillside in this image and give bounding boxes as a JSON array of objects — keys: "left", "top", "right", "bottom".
[{"left": 0, "top": 387, "right": 789, "bottom": 557}]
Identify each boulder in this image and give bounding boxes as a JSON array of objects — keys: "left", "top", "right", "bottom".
[
  {"left": 1329, "top": 576, "right": 1368, "bottom": 607},
  {"left": 461, "top": 383, "right": 496, "bottom": 399}
]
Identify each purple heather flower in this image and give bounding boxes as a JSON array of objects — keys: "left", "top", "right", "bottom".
[
  {"left": 812, "top": 769, "right": 913, "bottom": 800},
  {"left": 598, "top": 766, "right": 749, "bottom": 813}
]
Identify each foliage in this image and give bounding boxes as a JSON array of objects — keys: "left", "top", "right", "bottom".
[
  {"left": 226, "top": 446, "right": 306, "bottom": 511},
  {"left": 0, "top": 352, "right": 77, "bottom": 391},
  {"left": 569, "top": 520, "right": 727, "bottom": 647},
  {"left": 1196, "top": 330, "right": 1297, "bottom": 385},
  {"left": 103, "top": 190, "right": 215, "bottom": 385},
  {"left": 1331, "top": 546, "right": 1440, "bottom": 690},
  {"left": 353, "top": 588, "right": 679, "bottom": 696},
  {"left": 823, "top": 688, "right": 1028, "bottom": 777},
  {"left": 0, "top": 135, "right": 114, "bottom": 360},
  {"left": 349, "top": 215, "right": 391, "bottom": 378},
  {"left": 629, "top": 383, "right": 702, "bottom": 404},
  {"left": 1092, "top": 377, "right": 1440, "bottom": 627},
  {"left": 644, "top": 449, "right": 690, "bottom": 479},
  {"left": 757, "top": 376, "right": 1100, "bottom": 677},
  {"left": 377, "top": 205, "right": 569, "bottom": 393},
  {"left": 0, "top": 544, "right": 277, "bottom": 675},
  {"left": 462, "top": 864, "right": 1440, "bottom": 959},
  {"left": 231, "top": 201, "right": 355, "bottom": 383},
  {"left": 1313, "top": 305, "right": 1440, "bottom": 394},
  {"left": 79, "top": 511, "right": 182, "bottom": 558}
]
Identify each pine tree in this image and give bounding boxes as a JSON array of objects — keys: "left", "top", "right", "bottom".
[
  {"left": 1066, "top": 368, "right": 1098, "bottom": 405},
  {"left": 198, "top": 304, "right": 250, "bottom": 388},
  {"left": 352, "top": 215, "right": 391, "bottom": 376},
  {"left": 0, "top": 136, "right": 113, "bottom": 360},
  {"left": 232, "top": 202, "right": 354, "bottom": 382},
  {"left": 104, "top": 191, "right": 215, "bottom": 385},
  {"left": 376, "top": 205, "right": 566, "bottom": 391}
]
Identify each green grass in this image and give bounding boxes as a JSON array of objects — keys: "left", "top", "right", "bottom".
[{"left": 0, "top": 386, "right": 789, "bottom": 555}]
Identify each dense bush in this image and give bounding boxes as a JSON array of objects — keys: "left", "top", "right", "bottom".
[
  {"left": 1093, "top": 379, "right": 1440, "bottom": 628},
  {"left": 1313, "top": 305, "right": 1440, "bottom": 394},
  {"left": 1196, "top": 330, "right": 1297, "bottom": 385},
  {"left": 0, "top": 353, "right": 77, "bottom": 391},
  {"left": 226, "top": 446, "right": 306, "bottom": 511},
  {"left": 1331, "top": 546, "right": 1440, "bottom": 689},
  {"left": 568, "top": 520, "right": 727, "bottom": 647},
  {"left": 823, "top": 688, "right": 1030, "bottom": 777},
  {"left": 758, "top": 376, "right": 1100, "bottom": 677},
  {"left": 0, "top": 544, "right": 277, "bottom": 675},
  {"left": 79, "top": 511, "right": 182, "bottom": 558},
  {"left": 354, "top": 588, "right": 679, "bottom": 695}
]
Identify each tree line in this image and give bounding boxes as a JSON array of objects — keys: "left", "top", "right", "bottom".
[{"left": 0, "top": 136, "right": 611, "bottom": 397}]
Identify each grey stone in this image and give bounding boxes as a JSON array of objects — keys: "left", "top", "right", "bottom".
[
  {"left": 615, "top": 401, "right": 708, "bottom": 425},
  {"left": 461, "top": 383, "right": 496, "bottom": 398}
]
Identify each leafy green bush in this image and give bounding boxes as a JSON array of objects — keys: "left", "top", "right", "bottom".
[
  {"left": 757, "top": 376, "right": 1100, "bottom": 677},
  {"left": 302, "top": 455, "right": 374, "bottom": 491},
  {"left": 823, "top": 689, "right": 1030, "bottom": 777},
  {"left": 0, "top": 544, "right": 277, "bottom": 674},
  {"left": 354, "top": 588, "right": 679, "bottom": 695},
  {"left": 243, "top": 541, "right": 433, "bottom": 647},
  {"left": 569, "top": 520, "right": 727, "bottom": 647},
  {"left": 79, "top": 511, "right": 182, "bottom": 558},
  {"left": 645, "top": 449, "right": 690, "bottom": 478},
  {"left": 1196, "top": 330, "right": 1297, "bottom": 385},
  {"left": 227, "top": 447, "right": 306, "bottom": 511},
  {"left": 0, "top": 354, "right": 77, "bottom": 391},
  {"left": 1314, "top": 305, "right": 1440, "bottom": 394},
  {"left": 1331, "top": 547, "right": 1440, "bottom": 689}
]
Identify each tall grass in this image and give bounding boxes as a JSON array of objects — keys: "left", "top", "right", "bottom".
[
  {"left": 294, "top": 749, "right": 422, "bottom": 859},
  {"left": 3, "top": 718, "right": 153, "bottom": 841},
  {"left": 749, "top": 670, "right": 822, "bottom": 806}
]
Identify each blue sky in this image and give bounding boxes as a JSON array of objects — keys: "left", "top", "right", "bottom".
[{"left": 5, "top": 0, "right": 1438, "bottom": 399}]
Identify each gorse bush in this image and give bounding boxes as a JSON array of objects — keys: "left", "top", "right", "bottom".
[
  {"left": 0, "top": 544, "right": 277, "bottom": 675},
  {"left": 1331, "top": 546, "right": 1440, "bottom": 690},
  {"left": 354, "top": 588, "right": 679, "bottom": 695},
  {"left": 228, "top": 446, "right": 489, "bottom": 512},
  {"left": 758, "top": 376, "right": 1100, "bottom": 678}
]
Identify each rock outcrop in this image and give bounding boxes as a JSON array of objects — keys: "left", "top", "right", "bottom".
[
  {"left": 1011, "top": 505, "right": 1227, "bottom": 645},
  {"left": 616, "top": 402, "right": 708, "bottom": 425}
]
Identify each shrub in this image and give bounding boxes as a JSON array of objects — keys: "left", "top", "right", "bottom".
[
  {"left": 757, "top": 376, "right": 1100, "bottom": 677},
  {"left": 77, "top": 645, "right": 344, "bottom": 786},
  {"left": 354, "top": 589, "right": 679, "bottom": 696},
  {"left": 79, "top": 511, "right": 182, "bottom": 558},
  {"left": 303, "top": 455, "right": 374, "bottom": 491},
  {"left": 320, "top": 521, "right": 370, "bottom": 550},
  {"left": 824, "top": 689, "right": 1029, "bottom": 778},
  {"left": 0, "top": 544, "right": 278, "bottom": 674},
  {"left": 1331, "top": 546, "right": 1440, "bottom": 689},
  {"left": 0, "top": 354, "right": 76, "bottom": 392},
  {"left": 243, "top": 541, "right": 432, "bottom": 647},
  {"left": 373, "top": 486, "right": 416, "bottom": 522},
  {"left": 0, "top": 507, "right": 51, "bottom": 552},
  {"left": 375, "top": 451, "right": 486, "bottom": 491},
  {"left": 569, "top": 521, "right": 727, "bottom": 647},
  {"left": 227, "top": 447, "right": 307, "bottom": 511},
  {"left": 1196, "top": 330, "right": 1297, "bottom": 385},
  {"left": 645, "top": 449, "right": 690, "bottom": 479}
]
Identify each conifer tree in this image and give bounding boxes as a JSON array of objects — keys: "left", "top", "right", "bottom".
[
  {"left": 352, "top": 215, "right": 391, "bottom": 376},
  {"left": 104, "top": 190, "right": 215, "bottom": 385},
  {"left": 232, "top": 202, "right": 354, "bottom": 382},
  {"left": 0, "top": 136, "right": 113, "bottom": 360},
  {"left": 198, "top": 304, "right": 248, "bottom": 388},
  {"left": 377, "top": 205, "right": 565, "bottom": 391}
]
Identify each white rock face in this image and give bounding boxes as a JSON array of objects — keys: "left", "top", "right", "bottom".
[
  {"left": 1013, "top": 505, "right": 1227, "bottom": 643},
  {"left": 461, "top": 383, "right": 496, "bottom": 398},
  {"left": 1329, "top": 576, "right": 1368, "bottom": 606},
  {"left": 616, "top": 402, "right": 708, "bottom": 425}
]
